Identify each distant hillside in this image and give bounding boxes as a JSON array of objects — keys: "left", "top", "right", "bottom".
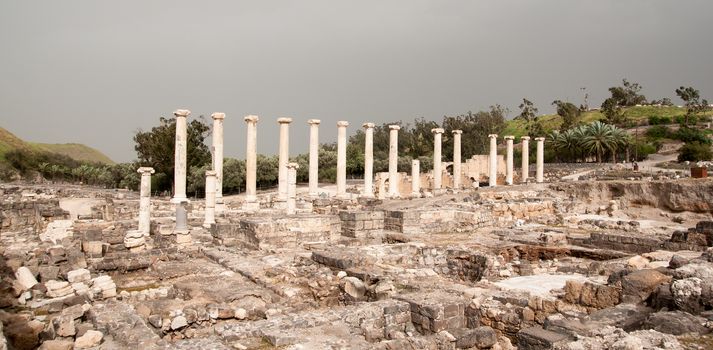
[
  {"left": 0, "top": 127, "right": 113, "bottom": 164},
  {"left": 503, "top": 105, "right": 713, "bottom": 137}
]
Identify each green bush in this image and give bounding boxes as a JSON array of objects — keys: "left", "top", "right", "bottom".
[
  {"left": 645, "top": 125, "right": 670, "bottom": 139},
  {"left": 678, "top": 142, "right": 713, "bottom": 162},
  {"left": 674, "top": 127, "right": 710, "bottom": 144},
  {"left": 648, "top": 115, "right": 672, "bottom": 125},
  {"left": 675, "top": 115, "right": 699, "bottom": 125},
  {"left": 632, "top": 142, "right": 657, "bottom": 161}
]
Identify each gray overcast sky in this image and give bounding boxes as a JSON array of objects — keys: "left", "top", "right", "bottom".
[{"left": 1, "top": 1, "right": 711, "bottom": 162}]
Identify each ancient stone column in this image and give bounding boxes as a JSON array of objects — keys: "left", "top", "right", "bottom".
[
  {"left": 432, "top": 128, "right": 445, "bottom": 190},
  {"left": 362, "top": 123, "right": 375, "bottom": 198},
  {"left": 203, "top": 170, "right": 217, "bottom": 228},
  {"left": 505, "top": 136, "right": 514, "bottom": 185},
  {"left": 308, "top": 119, "right": 321, "bottom": 197},
  {"left": 536, "top": 137, "right": 545, "bottom": 183},
  {"left": 336, "top": 121, "right": 349, "bottom": 198},
  {"left": 172, "top": 109, "right": 190, "bottom": 202},
  {"left": 286, "top": 163, "right": 299, "bottom": 215},
  {"left": 137, "top": 167, "right": 154, "bottom": 236},
  {"left": 411, "top": 159, "right": 420, "bottom": 198},
  {"left": 488, "top": 134, "right": 498, "bottom": 187},
  {"left": 211, "top": 113, "right": 226, "bottom": 211},
  {"left": 388, "top": 125, "right": 400, "bottom": 197},
  {"left": 244, "top": 115, "right": 259, "bottom": 208},
  {"left": 277, "top": 117, "right": 292, "bottom": 201},
  {"left": 521, "top": 136, "right": 530, "bottom": 183},
  {"left": 452, "top": 130, "right": 462, "bottom": 190}
]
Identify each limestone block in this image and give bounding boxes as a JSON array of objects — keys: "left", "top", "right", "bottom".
[
  {"left": 15, "top": 266, "right": 38, "bottom": 290},
  {"left": 67, "top": 268, "right": 91, "bottom": 283},
  {"left": 74, "top": 330, "right": 103, "bottom": 349}
]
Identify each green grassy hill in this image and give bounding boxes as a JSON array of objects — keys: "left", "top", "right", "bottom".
[
  {"left": 0, "top": 127, "right": 113, "bottom": 164},
  {"left": 503, "top": 106, "right": 713, "bottom": 137}
]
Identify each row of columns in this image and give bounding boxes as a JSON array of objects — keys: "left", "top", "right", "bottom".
[{"left": 169, "top": 110, "right": 547, "bottom": 220}]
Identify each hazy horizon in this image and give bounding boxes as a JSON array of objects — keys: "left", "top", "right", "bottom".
[{"left": 1, "top": 1, "right": 712, "bottom": 162}]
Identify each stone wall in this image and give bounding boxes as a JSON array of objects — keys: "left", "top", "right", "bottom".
[
  {"left": 384, "top": 209, "right": 493, "bottom": 234},
  {"left": 212, "top": 215, "right": 340, "bottom": 250},
  {"left": 0, "top": 199, "right": 69, "bottom": 232},
  {"left": 339, "top": 210, "right": 384, "bottom": 238}
]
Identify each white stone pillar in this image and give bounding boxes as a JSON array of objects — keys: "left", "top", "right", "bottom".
[
  {"left": 286, "top": 163, "right": 299, "bottom": 215},
  {"left": 211, "top": 113, "right": 226, "bottom": 211},
  {"left": 388, "top": 125, "right": 400, "bottom": 197},
  {"left": 411, "top": 159, "right": 420, "bottom": 198},
  {"left": 536, "top": 137, "right": 545, "bottom": 183},
  {"left": 432, "top": 128, "right": 444, "bottom": 190},
  {"left": 505, "top": 136, "right": 514, "bottom": 185},
  {"left": 308, "top": 119, "right": 321, "bottom": 197},
  {"left": 488, "top": 134, "right": 498, "bottom": 187},
  {"left": 362, "top": 123, "right": 375, "bottom": 198},
  {"left": 336, "top": 121, "right": 349, "bottom": 198},
  {"left": 172, "top": 109, "right": 190, "bottom": 202},
  {"left": 521, "top": 136, "right": 530, "bottom": 183},
  {"left": 203, "top": 170, "right": 216, "bottom": 228},
  {"left": 244, "top": 115, "right": 259, "bottom": 206},
  {"left": 137, "top": 167, "right": 154, "bottom": 236},
  {"left": 452, "top": 130, "right": 462, "bottom": 190},
  {"left": 277, "top": 117, "right": 292, "bottom": 201}
]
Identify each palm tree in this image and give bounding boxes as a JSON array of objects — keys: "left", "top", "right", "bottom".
[{"left": 581, "top": 121, "right": 616, "bottom": 163}]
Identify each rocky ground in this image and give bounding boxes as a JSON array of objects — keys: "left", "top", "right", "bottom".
[{"left": 2, "top": 170, "right": 713, "bottom": 349}]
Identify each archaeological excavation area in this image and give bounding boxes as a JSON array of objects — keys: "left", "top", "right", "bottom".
[{"left": 2, "top": 111, "right": 713, "bottom": 350}]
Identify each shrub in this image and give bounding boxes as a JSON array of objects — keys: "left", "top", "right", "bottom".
[
  {"left": 632, "top": 142, "right": 657, "bottom": 161},
  {"left": 645, "top": 125, "right": 670, "bottom": 139},
  {"left": 674, "top": 127, "right": 710, "bottom": 144},
  {"left": 678, "top": 142, "right": 713, "bottom": 162},
  {"left": 648, "top": 115, "right": 672, "bottom": 125},
  {"left": 675, "top": 115, "right": 699, "bottom": 125}
]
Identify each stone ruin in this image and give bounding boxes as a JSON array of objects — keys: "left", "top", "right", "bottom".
[{"left": 1, "top": 110, "right": 713, "bottom": 349}]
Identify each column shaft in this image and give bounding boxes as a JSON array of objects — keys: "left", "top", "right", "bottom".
[
  {"left": 308, "top": 120, "right": 320, "bottom": 196},
  {"left": 411, "top": 160, "right": 420, "bottom": 197},
  {"left": 336, "top": 121, "right": 349, "bottom": 197},
  {"left": 211, "top": 113, "right": 225, "bottom": 209},
  {"left": 521, "top": 136, "right": 530, "bottom": 183},
  {"left": 488, "top": 134, "right": 498, "bottom": 187},
  {"left": 286, "top": 163, "right": 299, "bottom": 215},
  {"left": 388, "top": 125, "right": 400, "bottom": 197},
  {"left": 452, "top": 130, "right": 462, "bottom": 189},
  {"left": 363, "top": 123, "right": 375, "bottom": 197},
  {"left": 536, "top": 137, "right": 545, "bottom": 183},
  {"left": 432, "top": 128, "right": 444, "bottom": 190},
  {"left": 277, "top": 118, "right": 292, "bottom": 201},
  {"left": 505, "top": 136, "right": 514, "bottom": 185},
  {"left": 204, "top": 170, "right": 216, "bottom": 228},
  {"left": 244, "top": 115, "right": 259, "bottom": 203},
  {"left": 137, "top": 167, "right": 154, "bottom": 235},
  {"left": 172, "top": 109, "right": 190, "bottom": 201}
]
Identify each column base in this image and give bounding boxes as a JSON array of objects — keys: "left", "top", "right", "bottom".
[
  {"left": 215, "top": 202, "right": 226, "bottom": 212},
  {"left": 433, "top": 188, "right": 447, "bottom": 196},
  {"left": 202, "top": 221, "right": 215, "bottom": 229},
  {"left": 170, "top": 197, "right": 190, "bottom": 204},
  {"left": 242, "top": 201, "right": 260, "bottom": 212},
  {"left": 360, "top": 193, "right": 375, "bottom": 199},
  {"left": 411, "top": 192, "right": 421, "bottom": 198}
]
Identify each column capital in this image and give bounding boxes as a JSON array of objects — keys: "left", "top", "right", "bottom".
[
  {"left": 244, "top": 115, "right": 259, "bottom": 123},
  {"left": 211, "top": 112, "right": 226, "bottom": 120},
  {"left": 521, "top": 136, "right": 531, "bottom": 141},
  {"left": 337, "top": 121, "right": 349, "bottom": 127},
  {"left": 535, "top": 137, "right": 546, "bottom": 141},
  {"left": 173, "top": 109, "right": 191, "bottom": 117},
  {"left": 389, "top": 125, "right": 401, "bottom": 131},
  {"left": 308, "top": 119, "right": 321, "bottom": 125},
  {"left": 504, "top": 135, "right": 515, "bottom": 140},
  {"left": 205, "top": 170, "right": 217, "bottom": 177},
  {"left": 137, "top": 167, "right": 155, "bottom": 175},
  {"left": 278, "top": 117, "right": 293, "bottom": 124},
  {"left": 363, "top": 122, "right": 375, "bottom": 129},
  {"left": 452, "top": 130, "right": 463, "bottom": 135},
  {"left": 431, "top": 128, "right": 445, "bottom": 134},
  {"left": 488, "top": 134, "right": 498, "bottom": 138},
  {"left": 286, "top": 162, "right": 300, "bottom": 170}
]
